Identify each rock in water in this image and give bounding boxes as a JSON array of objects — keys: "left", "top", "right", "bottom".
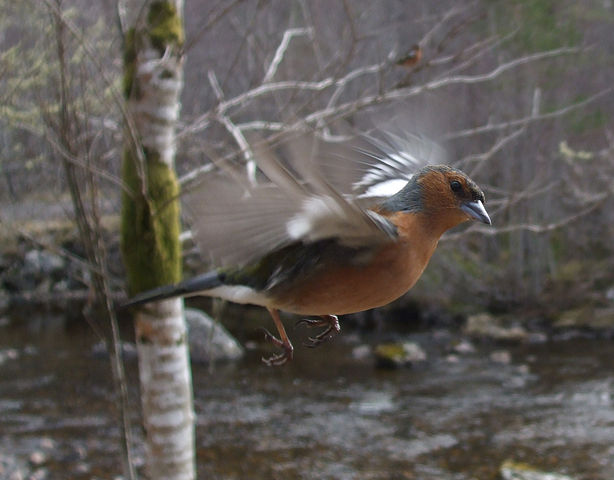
[
  {"left": 185, "top": 308, "right": 244, "bottom": 363},
  {"left": 500, "top": 460, "right": 577, "bottom": 480},
  {"left": 374, "top": 341, "right": 426, "bottom": 369}
]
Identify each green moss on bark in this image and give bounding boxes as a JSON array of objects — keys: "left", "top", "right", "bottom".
[
  {"left": 120, "top": 148, "right": 182, "bottom": 295},
  {"left": 121, "top": 1, "right": 184, "bottom": 296},
  {"left": 123, "top": 1, "right": 184, "bottom": 99},
  {"left": 147, "top": 1, "right": 184, "bottom": 54},
  {"left": 122, "top": 27, "right": 137, "bottom": 98}
]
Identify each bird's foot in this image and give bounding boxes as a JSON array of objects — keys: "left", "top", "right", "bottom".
[
  {"left": 296, "top": 314, "right": 341, "bottom": 348},
  {"left": 260, "top": 327, "right": 294, "bottom": 366}
]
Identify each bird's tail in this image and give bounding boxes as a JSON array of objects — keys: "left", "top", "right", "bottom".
[{"left": 121, "top": 270, "right": 222, "bottom": 308}]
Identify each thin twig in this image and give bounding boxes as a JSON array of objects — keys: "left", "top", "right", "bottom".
[
  {"left": 263, "top": 27, "right": 313, "bottom": 83},
  {"left": 40, "top": 0, "right": 146, "bottom": 171},
  {"left": 183, "top": 0, "right": 246, "bottom": 53},
  {"left": 208, "top": 70, "right": 257, "bottom": 183},
  {"left": 445, "top": 87, "right": 613, "bottom": 140},
  {"left": 444, "top": 193, "right": 609, "bottom": 241}
]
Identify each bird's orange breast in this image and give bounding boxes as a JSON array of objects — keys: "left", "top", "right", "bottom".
[{"left": 271, "top": 213, "right": 439, "bottom": 316}]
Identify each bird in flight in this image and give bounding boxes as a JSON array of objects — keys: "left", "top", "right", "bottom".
[{"left": 124, "top": 130, "right": 491, "bottom": 366}]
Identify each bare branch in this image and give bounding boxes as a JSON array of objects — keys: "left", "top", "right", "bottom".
[
  {"left": 461, "top": 127, "right": 526, "bottom": 173},
  {"left": 432, "top": 29, "right": 518, "bottom": 76},
  {"left": 445, "top": 193, "right": 609, "bottom": 243},
  {"left": 183, "top": 77, "right": 336, "bottom": 135},
  {"left": 184, "top": 44, "right": 583, "bottom": 142},
  {"left": 41, "top": 0, "right": 143, "bottom": 159},
  {"left": 235, "top": 120, "right": 285, "bottom": 132},
  {"left": 425, "top": 46, "right": 581, "bottom": 88},
  {"left": 298, "top": 0, "right": 325, "bottom": 69},
  {"left": 44, "top": 131, "right": 132, "bottom": 194},
  {"left": 289, "top": 47, "right": 582, "bottom": 130},
  {"left": 115, "top": 0, "right": 127, "bottom": 37},
  {"left": 208, "top": 69, "right": 225, "bottom": 101},
  {"left": 420, "top": 4, "right": 468, "bottom": 48},
  {"left": 183, "top": 0, "right": 246, "bottom": 53},
  {"left": 486, "top": 180, "right": 560, "bottom": 206},
  {"left": 445, "top": 87, "right": 613, "bottom": 140},
  {"left": 208, "top": 70, "right": 256, "bottom": 183},
  {"left": 325, "top": 61, "right": 387, "bottom": 110},
  {"left": 178, "top": 162, "right": 216, "bottom": 187},
  {"left": 263, "top": 27, "right": 313, "bottom": 83}
]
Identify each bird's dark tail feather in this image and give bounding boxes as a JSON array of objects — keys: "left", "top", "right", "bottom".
[{"left": 122, "top": 270, "right": 222, "bottom": 308}]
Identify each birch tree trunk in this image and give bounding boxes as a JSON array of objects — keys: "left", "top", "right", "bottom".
[{"left": 120, "top": 1, "right": 195, "bottom": 479}]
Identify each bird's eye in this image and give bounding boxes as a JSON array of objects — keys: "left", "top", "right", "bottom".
[{"left": 450, "top": 180, "right": 462, "bottom": 193}]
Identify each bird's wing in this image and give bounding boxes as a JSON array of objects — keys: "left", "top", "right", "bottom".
[
  {"left": 316, "top": 129, "right": 447, "bottom": 203},
  {"left": 184, "top": 174, "right": 300, "bottom": 267},
  {"left": 184, "top": 130, "right": 441, "bottom": 267}
]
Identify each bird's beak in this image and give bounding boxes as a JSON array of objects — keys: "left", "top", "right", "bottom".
[{"left": 461, "top": 200, "right": 491, "bottom": 225}]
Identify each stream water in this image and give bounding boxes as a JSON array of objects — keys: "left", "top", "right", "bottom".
[{"left": 1, "top": 311, "right": 613, "bottom": 479}]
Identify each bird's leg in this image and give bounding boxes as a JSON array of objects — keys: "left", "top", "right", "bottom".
[
  {"left": 260, "top": 308, "right": 294, "bottom": 366},
  {"left": 296, "top": 314, "right": 341, "bottom": 348}
]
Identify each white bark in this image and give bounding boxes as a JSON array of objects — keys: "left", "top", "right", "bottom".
[
  {"left": 135, "top": 299, "right": 195, "bottom": 480},
  {"left": 133, "top": 48, "right": 183, "bottom": 167},
  {"left": 126, "top": 1, "right": 195, "bottom": 479}
]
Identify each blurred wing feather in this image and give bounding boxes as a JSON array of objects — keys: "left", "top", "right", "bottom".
[
  {"left": 184, "top": 178, "right": 300, "bottom": 267},
  {"left": 184, "top": 130, "right": 443, "bottom": 267},
  {"left": 317, "top": 130, "right": 447, "bottom": 202}
]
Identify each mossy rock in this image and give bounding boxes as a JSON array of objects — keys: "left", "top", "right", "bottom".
[
  {"left": 464, "top": 313, "right": 528, "bottom": 343},
  {"left": 374, "top": 342, "right": 426, "bottom": 369},
  {"left": 554, "top": 307, "right": 614, "bottom": 330},
  {"left": 500, "top": 459, "right": 576, "bottom": 480}
]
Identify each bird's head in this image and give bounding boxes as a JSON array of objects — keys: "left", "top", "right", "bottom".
[{"left": 380, "top": 165, "right": 491, "bottom": 234}]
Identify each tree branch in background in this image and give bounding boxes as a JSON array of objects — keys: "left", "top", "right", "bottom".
[
  {"left": 263, "top": 27, "right": 313, "bottom": 82},
  {"left": 445, "top": 87, "right": 613, "bottom": 140},
  {"left": 46, "top": 3, "right": 137, "bottom": 479},
  {"left": 208, "top": 69, "right": 257, "bottom": 182}
]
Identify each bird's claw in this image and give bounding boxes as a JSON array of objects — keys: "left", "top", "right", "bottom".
[
  {"left": 296, "top": 315, "right": 341, "bottom": 348},
  {"left": 260, "top": 327, "right": 294, "bottom": 366},
  {"left": 261, "top": 350, "right": 293, "bottom": 367}
]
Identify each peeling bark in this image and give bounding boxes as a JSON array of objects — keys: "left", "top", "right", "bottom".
[
  {"left": 120, "top": 1, "right": 195, "bottom": 479},
  {"left": 135, "top": 299, "right": 194, "bottom": 480}
]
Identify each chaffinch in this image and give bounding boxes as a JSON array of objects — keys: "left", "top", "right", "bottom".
[
  {"left": 124, "top": 131, "right": 491, "bottom": 366},
  {"left": 396, "top": 44, "right": 422, "bottom": 68}
]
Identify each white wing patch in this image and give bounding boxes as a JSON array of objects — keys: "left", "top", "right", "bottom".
[
  {"left": 286, "top": 195, "right": 392, "bottom": 245},
  {"left": 358, "top": 178, "right": 408, "bottom": 199},
  {"left": 286, "top": 196, "right": 348, "bottom": 240},
  {"left": 352, "top": 150, "right": 417, "bottom": 189},
  {"left": 347, "top": 131, "right": 446, "bottom": 201}
]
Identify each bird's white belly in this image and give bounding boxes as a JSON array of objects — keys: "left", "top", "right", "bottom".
[{"left": 203, "top": 285, "right": 270, "bottom": 307}]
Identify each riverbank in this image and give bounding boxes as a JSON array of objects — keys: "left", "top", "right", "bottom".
[{"left": 2, "top": 218, "right": 614, "bottom": 343}]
